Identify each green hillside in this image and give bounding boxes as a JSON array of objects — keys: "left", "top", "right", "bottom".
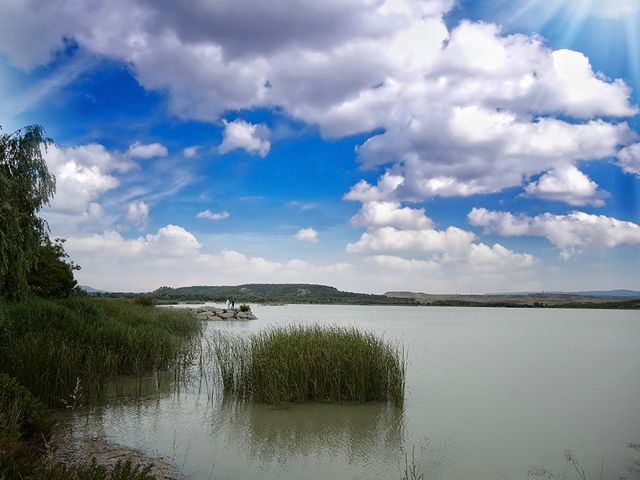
[{"left": 149, "top": 284, "right": 419, "bottom": 305}]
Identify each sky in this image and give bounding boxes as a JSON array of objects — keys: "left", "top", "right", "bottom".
[{"left": 1, "top": 0, "right": 640, "bottom": 294}]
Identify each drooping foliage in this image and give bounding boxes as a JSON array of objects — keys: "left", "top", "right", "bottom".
[{"left": 0, "top": 125, "right": 55, "bottom": 300}]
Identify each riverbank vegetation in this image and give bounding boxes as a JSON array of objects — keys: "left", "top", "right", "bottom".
[
  {"left": 0, "top": 297, "right": 200, "bottom": 479},
  {"left": 212, "top": 325, "right": 406, "bottom": 406},
  {"left": 0, "top": 297, "right": 201, "bottom": 407},
  {"left": 0, "top": 372, "right": 159, "bottom": 479}
]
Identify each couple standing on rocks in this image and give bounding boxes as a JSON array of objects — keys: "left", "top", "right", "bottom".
[{"left": 225, "top": 297, "right": 236, "bottom": 309}]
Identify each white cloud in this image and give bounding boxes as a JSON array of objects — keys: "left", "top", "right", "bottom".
[
  {"left": 69, "top": 224, "right": 202, "bottom": 258},
  {"left": 365, "top": 255, "right": 440, "bottom": 273},
  {"left": 218, "top": 119, "right": 270, "bottom": 157},
  {"left": 196, "top": 210, "right": 230, "bottom": 221},
  {"left": 344, "top": 175, "right": 405, "bottom": 203},
  {"left": 183, "top": 146, "right": 200, "bottom": 158},
  {"left": 64, "top": 225, "right": 354, "bottom": 291},
  {"left": 467, "top": 243, "right": 535, "bottom": 272},
  {"left": 295, "top": 228, "right": 319, "bottom": 243},
  {"left": 1, "top": 1, "right": 634, "bottom": 206},
  {"left": 549, "top": 49, "right": 637, "bottom": 118},
  {"left": 356, "top": 108, "right": 632, "bottom": 201},
  {"left": 59, "top": 221, "right": 539, "bottom": 293},
  {"left": 617, "top": 143, "right": 640, "bottom": 176},
  {"left": 347, "top": 225, "right": 475, "bottom": 255},
  {"left": 44, "top": 143, "right": 125, "bottom": 216},
  {"left": 126, "top": 200, "right": 150, "bottom": 228},
  {"left": 523, "top": 164, "right": 608, "bottom": 206},
  {"left": 2, "top": 0, "right": 637, "bottom": 291},
  {"left": 350, "top": 201, "right": 433, "bottom": 230},
  {"left": 347, "top": 199, "right": 534, "bottom": 273},
  {"left": 127, "top": 142, "right": 168, "bottom": 159},
  {"left": 468, "top": 208, "right": 640, "bottom": 258}
]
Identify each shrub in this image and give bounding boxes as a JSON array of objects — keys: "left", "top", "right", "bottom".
[
  {"left": 0, "top": 373, "right": 52, "bottom": 442},
  {"left": 131, "top": 295, "right": 155, "bottom": 307},
  {"left": 213, "top": 325, "right": 405, "bottom": 406},
  {"left": 0, "top": 374, "right": 53, "bottom": 478},
  {"left": 239, "top": 304, "right": 251, "bottom": 312}
]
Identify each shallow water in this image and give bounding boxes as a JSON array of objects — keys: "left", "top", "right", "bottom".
[{"left": 62, "top": 305, "right": 640, "bottom": 479}]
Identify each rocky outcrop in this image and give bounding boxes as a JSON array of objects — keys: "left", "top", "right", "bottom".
[{"left": 192, "top": 306, "right": 257, "bottom": 321}]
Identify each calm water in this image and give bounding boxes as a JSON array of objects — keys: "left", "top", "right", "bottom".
[{"left": 63, "top": 305, "right": 640, "bottom": 479}]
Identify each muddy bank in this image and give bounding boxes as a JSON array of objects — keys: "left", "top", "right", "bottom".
[{"left": 46, "top": 429, "right": 181, "bottom": 479}]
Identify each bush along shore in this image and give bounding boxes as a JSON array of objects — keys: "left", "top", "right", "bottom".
[
  {"left": 0, "top": 296, "right": 202, "bottom": 479},
  {"left": 211, "top": 325, "right": 406, "bottom": 407}
]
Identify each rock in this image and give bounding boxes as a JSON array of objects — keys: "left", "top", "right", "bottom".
[{"left": 191, "top": 306, "right": 256, "bottom": 320}]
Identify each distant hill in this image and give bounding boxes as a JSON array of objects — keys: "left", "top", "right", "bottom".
[
  {"left": 80, "top": 285, "right": 107, "bottom": 294},
  {"left": 385, "top": 290, "right": 640, "bottom": 309},
  {"left": 150, "top": 283, "right": 418, "bottom": 305}
]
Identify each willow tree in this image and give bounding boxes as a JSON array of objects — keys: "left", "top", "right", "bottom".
[{"left": 0, "top": 125, "right": 55, "bottom": 300}]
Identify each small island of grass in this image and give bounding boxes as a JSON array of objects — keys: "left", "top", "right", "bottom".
[{"left": 213, "top": 325, "right": 406, "bottom": 406}]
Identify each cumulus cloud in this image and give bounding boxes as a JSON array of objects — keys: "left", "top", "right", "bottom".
[
  {"left": 468, "top": 208, "right": 640, "bottom": 258},
  {"left": 295, "top": 228, "right": 319, "bottom": 243},
  {"left": 3, "top": 0, "right": 637, "bottom": 289},
  {"left": 196, "top": 210, "right": 230, "bottom": 221},
  {"left": 617, "top": 143, "right": 640, "bottom": 176},
  {"left": 218, "top": 119, "right": 271, "bottom": 157},
  {"left": 347, "top": 225, "right": 475, "bottom": 255},
  {"left": 347, "top": 199, "right": 534, "bottom": 272},
  {"left": 127, "top": 142, "right": 168, "bottom": 159},
  {"left": 64, "top": 224, "right": 354, "bottom": 291},
  {"left": 365, "top": 255, "right": 440, "bottom": 273},
  {"left": 467, "top": 243, "right": 535, "bottom": 272},
  {"left": 69, "top": 224, "right": 202, "bottom": 258},
  {"left": 126, "top": 201, "right": 150, "bottom": 228},
  {"left": 0, "top": 1, "right": 634, "bottom": 205},
  {"left": 44, "top": 143, "right": 126, "bottom": 216},
  {"left": 523, "top": 164, "right": 608, "bottom": 206},
  {"left": 350, "top": 201, "right": 433, "bottom": 230}
]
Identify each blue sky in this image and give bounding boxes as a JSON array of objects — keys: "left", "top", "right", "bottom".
[{"left": 1, "top": 0, "right": 639, "bottom": 293}]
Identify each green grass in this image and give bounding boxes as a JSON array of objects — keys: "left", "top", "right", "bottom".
[
  {"left": 212, "top": 325, "right": 405, "bottom": 406},
  {"left": 0, "top": 297, "right": 201, "bottom": 406}
]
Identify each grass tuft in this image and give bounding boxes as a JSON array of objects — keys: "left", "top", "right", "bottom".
[{"left": 212, "top": 325, "right": 405, "bottom": 406}]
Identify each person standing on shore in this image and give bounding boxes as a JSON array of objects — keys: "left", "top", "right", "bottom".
[{"left": 225, "top": 298, "right": 230, "bottom": 309}]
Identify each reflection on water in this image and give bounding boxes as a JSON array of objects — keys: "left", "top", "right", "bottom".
[
  {"left": 208, "top": 399, "right": 404, "bottom": 464},
  {"left": 62, "top": 391, "right": 409, "bottom": 480},
  {"left": 102, "top": 372, "right": 176, "bottom": 400}
]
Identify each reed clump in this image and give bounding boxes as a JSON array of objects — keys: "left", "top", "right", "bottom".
[
  {"left": 0, "top": 297, "right": 201, "bottom": 406},
  {"left": 213, "top": 325, "right": 405, "bottom": 406}
]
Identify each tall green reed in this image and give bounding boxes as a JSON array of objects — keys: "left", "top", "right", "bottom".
[
  {"left": 211, "top": 325, "right": 406, "bottom": 406},
  {"left": 0, "top": 297, "right": 201, "bottom": 406}
]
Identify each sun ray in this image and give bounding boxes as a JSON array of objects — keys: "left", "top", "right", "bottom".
[{"left": 624, "top": 15, "right": 640, "bottom": 96}]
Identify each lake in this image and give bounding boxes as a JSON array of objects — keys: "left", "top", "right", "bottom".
[{"left": 62, "top": 305, "right": 640, "bottom": 479}]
